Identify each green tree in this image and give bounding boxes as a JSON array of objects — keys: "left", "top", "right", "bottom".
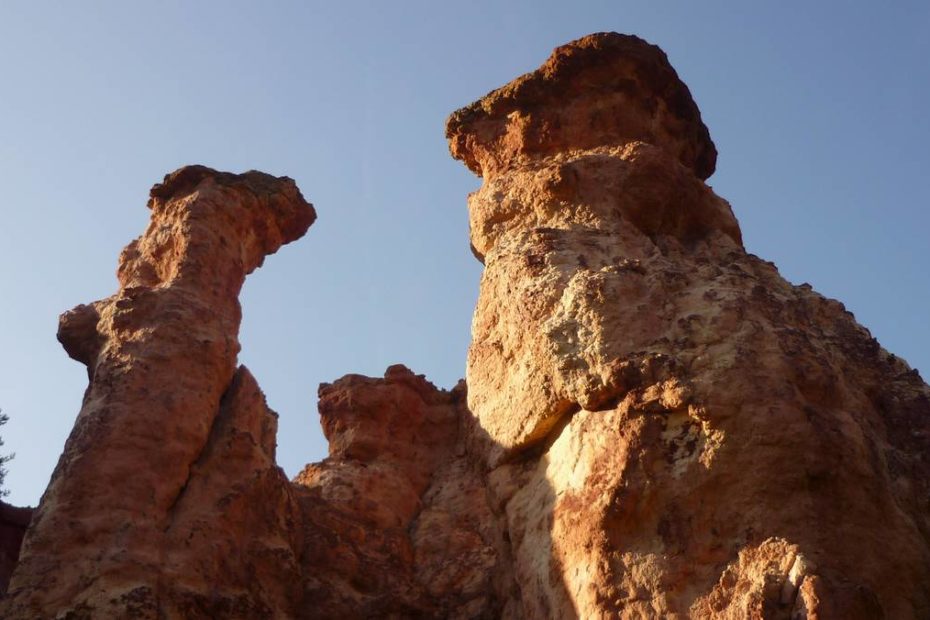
[{"left": 0, "top": 409, "right": 12, "bottom": 497}]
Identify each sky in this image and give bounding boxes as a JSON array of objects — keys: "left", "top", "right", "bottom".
[{"left": 0, "top": 2, "right": 927, "bottom": 506}]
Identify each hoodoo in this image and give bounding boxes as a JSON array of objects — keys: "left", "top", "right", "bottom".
[
  {"left": 2, "top": 33, "right": 928, "bottom": 619},
  {"left": 3, "top": 167, "right": 317, "bottom": 617},
  {"left": 447, "top": 32, "right": 930, "bottom": 618}
]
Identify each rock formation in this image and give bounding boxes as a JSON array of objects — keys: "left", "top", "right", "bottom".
[
  {"left": 446, "top": 32, "right": 930, "bottom": 618},
  {"left": 2, "top": 31, "right": 929, "bottom": 620},
  {"left": 0, "top": 168, "right": 507, "bottom": 619},
  {"left": 2, "top": 167, "right": 316, "bottom": 617},
  {"left": 292, "top": 368, "right": 508, "bottom": 618}
]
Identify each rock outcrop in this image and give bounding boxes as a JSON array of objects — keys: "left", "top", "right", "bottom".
[
  {"left": 3, "top": 31, "right": 930, "bottom": 620},
  {"left": 292, "top": 367, "right": 509, "bottom": 618},
  {"left": 2, "top": 166, "right": 316, "bottom": 617},
  {"left": 447, "top": 32, "right": 930, "bottom": 618},
  {"left": 0, "top": 168, "right": 507, "bottom": 619}
]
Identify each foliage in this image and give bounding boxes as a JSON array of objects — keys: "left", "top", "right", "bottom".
[{"left": 0, "top": 409, "right": 12, "bottom": 497}]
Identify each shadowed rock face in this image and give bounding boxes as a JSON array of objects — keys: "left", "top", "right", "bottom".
[
  {"left": 0, "top": 502, "right": 31, "bottom": 596},
  {"left": 292, "top": 368, "right": 511, "bottom": 619},
  {"left": 3, "top": 32, "right": 930, "bottom": 620}
]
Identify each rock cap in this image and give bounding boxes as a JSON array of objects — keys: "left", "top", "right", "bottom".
[
  {"left": 148, "top": 165, "right": 317, "bottom": 248},
  {"left": 446, "top": 32, "right": 717, "bottom": 179}
]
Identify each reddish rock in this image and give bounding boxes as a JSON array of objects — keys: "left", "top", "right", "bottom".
[
  {"left": 446, "top": 32, "right": 717, "bottom": 181},
  {"left": 1, "top": 166, "right": 315, "bottom": 618},
  {"left": 3, "top": 31, "right": 930, "bottom": 620},
  {"left": 0, "top": 166, "right": 508, "bottom": 619},
  {"left": 293, "top": 366, "right": 510, "bottom": 618},
  {"left": 449, "top": 32, "right": 930, "bottom": 618}
]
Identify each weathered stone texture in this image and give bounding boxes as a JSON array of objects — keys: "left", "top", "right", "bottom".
[
  {"left": 2, "top": 166, "right": 315, "bottom": 618},
  {"left": 293, "top": 367, "right": 510, "bottom": 619},
  {"left": 448, "top": 32, "right": 930, "bottom": 619},
  {"left": 3, "top": 31, "right": 929, "bottom": 620}
]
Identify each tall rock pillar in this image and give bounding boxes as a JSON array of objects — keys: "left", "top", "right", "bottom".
[
  {"left": 447, "top": 33, "right": 930, "bottom": 619},
  {"left": 4, "top": 166, "right": 315, "bottom": 618}
]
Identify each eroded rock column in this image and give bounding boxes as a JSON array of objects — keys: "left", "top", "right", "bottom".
[
  {"left": 448, "top": 33, "right": 930, "bottom": 619},
  {"left": 3, "top": 166, "right": 315, "bottom": 618},
  {"left": 293, "top": 366, "right": 510, "bottom": 619}
]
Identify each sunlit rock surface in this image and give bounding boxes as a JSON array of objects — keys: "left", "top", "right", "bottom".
[
  {"left": 2, "top": 166, "right": 316, "bottom": 617},
  {"left": 2, "top": 32, "right": 929, "bottom": 620},
  {"left": 448, "top": 32, "right": 930, "bottom": 619}
]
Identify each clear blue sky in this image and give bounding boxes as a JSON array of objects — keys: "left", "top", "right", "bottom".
[{"left": 1, "top": 2, "right": 927, "bottom": 506}]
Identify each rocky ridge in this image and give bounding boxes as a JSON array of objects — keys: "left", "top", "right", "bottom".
[{"left": 1, "top": 32, "right": 928, "bottom": 619}]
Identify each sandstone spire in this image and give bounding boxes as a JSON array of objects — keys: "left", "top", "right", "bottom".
[
  {"left": 449, "top": 32, "right": 930, "bottom": 618},
  {"left": 2, "top": 32, "right": 929, "bottom": 620},
  {"left": 448, "top": 32, "right": 743, "bottom": 462},
  {"left": 0, "top": 167, "right": 506, "bottom": 619},
  {"left": 3, "top": 166, "right": 316, "bottom": 617}
]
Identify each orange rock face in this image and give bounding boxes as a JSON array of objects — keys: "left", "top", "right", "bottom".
[
  {"left": 0, "top": 167, "right": 507, "bottom": 619},
  {"left": 448, "top": 32, "right": 930, "bottom": 618},
  {"left": 3, "top": 32, "right": 930, "bottom": 620},
  {"left": 2, "top": 166, "right": 316, "bottom": 617}
]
